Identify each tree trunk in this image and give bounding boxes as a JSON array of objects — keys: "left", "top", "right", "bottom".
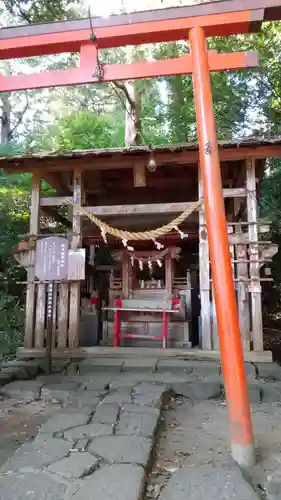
[
  {"left": 1, "top": 93, "right": 11, "bottom": 145},
  {"left": 124, "top": 81, "right": 141, "bottom": 147}
]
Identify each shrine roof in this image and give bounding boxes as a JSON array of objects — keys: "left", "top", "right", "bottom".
[{"left": 1, "top": 137, "right": 281, "bottom": 174}]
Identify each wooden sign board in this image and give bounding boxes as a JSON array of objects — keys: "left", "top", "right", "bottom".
[
  {"left": 35, "top": 236, "right": 68, "bottom": 281},
  {"left": 68, "top": 248, "right": 86, "bottom": 281}
]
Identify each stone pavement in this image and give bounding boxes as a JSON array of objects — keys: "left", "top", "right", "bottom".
[
  {"left": 1, "top": 356, "right": 281, "bottom": 499},
  {"left": 0, "top": 373, "right": 166, "bottom": 500},
  {"left": 1, "top": 356, "right": 281, "bottom": 403}
]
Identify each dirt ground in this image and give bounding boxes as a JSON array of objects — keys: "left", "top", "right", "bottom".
[
  {"left": 0, "top": 398, "right": 60, "bottom": 467},
  {"left": 145, "top": 398, "right": 281, "bottom": 498}
]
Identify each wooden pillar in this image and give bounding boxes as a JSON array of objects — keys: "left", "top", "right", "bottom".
[
  {"left": 211, "top": 284, "right": 219, "bottom": 350},
  {"left": 58, "top": 283, "right": 69, "bottom": 347},
  {"left": 122, "top": 252, "right": 129, "bottom": 298},
  {"left": 25, "top": 172, "right": 40, "bottom": 348},
  {"left": 68, "top": 169, "right": 82, "bottom": 348},
  {"left": 165, "top": 252, "right": 173, "bottom": 297},
  {"left": 34, "top": 284, "right": 45, "bottom": 348},
  {"left": 246, "top": 158, "right": 263, "bottom": 351},
  {"left": 236, "top": 224, "right": 251, "bottom": 351},
  {"left": 182, "top": 270, "right": 192, "bottom": 347},
  {"left": 198, "top": 169, "right": 212, "bottom": 350}
]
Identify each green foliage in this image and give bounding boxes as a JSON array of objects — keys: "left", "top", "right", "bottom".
[
  {"left": 2, "top": 0, "right": 82, "bottom": 23},
  {"left": 0, "top": 183, "right": 30, "bottom": 357},
  {"left": 0, "top": 293, "right": 24, "bottom": 362},
  {"left": 25, "top": 109, "right": 125, "bottom": 152}
]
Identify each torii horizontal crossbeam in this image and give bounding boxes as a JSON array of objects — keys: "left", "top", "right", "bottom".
[
  {"left": 0, "top": 50, "right": 258, "bottom": 93},
  {"left": 1, "top": 0, "right": 281, "bottom": 45},
  {"left": 0, "top": 8, "right": 268, "bottom": 59},
  {"left": 0, "top": 6, "right": 267, "bottom": 94}
]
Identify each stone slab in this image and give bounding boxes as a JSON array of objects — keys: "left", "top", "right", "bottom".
[
  {"left": 256, "top": 362, "right": 281, "bottom": 381},
  {"left": 188, "top": 361, "right": 221, "bottom": 379},
  {"left": 116, "top": 411, "right": 159, "bottom": 438},
  {"left": 0, "top": 471, "right": 68, "bottom": 500},
  {"left": 47, "top": 451, "right": 99, "bottom": 479},
  {"left": 103, "top": 387, "right": 132, "bottom": 404},
  {"left": 247, "top": 385, "right": 261, "bottom": 403},
  {"left": 41, "top": 381, "right": 81, "bottom": 404},
  {"left": 64, "top": 422, "right": 113, "bottom": 440},
  {"left": 71, "top": 464, "right": 146, "bottom": 500},
  {"left": 0, "top": 437, "right": 72, "bottom": 473},
  {"left": 1, "top": 380, "right": 43, "bottom": 401},
  {"left": 79, "top": 358, "right": 124, "bottom": 375},
  {"left": 66, "top": 391, "right": 101, "bottom": 410},
  {"left": 80, "top": 376, "right": 113, "bottom": 391},
  {"left": 159, "top": 462, "right": 259, "bottom": 500},
  {"left": 0, "top": 372, "right": 12, "bottom": 386},
  {"left": 157, "top": 359, "right": 193, "bottom": 374},
  {"left": 0, "top": 366, "right": 29, "bottom": 380},
  {"left": 66, "top": 362, "right": 79, "bottom": 375},
  {"left": 2, "top": 360, "right": 39, "bottom": 378},
  {"left": 109, "top": 374, "right": 152, "bottom": 389},
  {"left": 171, "top": 381, "right": 221, "bottom": 400},
  {"left": 220, "top": 362, "right": 256, "bottom": 379},
  {"left": 75, "top": 439, "right": 89, "bottom": 451},
  {"left": 265, "top": 477, "right": 281, "bottom": 500},
  {"left": 88, "top": 435, "right": 152, "bottom": 467},
  {"left": 123, "top": 358, "right": 158, "bottom": 372},
  {"left": 133, "top": 383, "right": 165, "bottom": 408},
  {"left": 37, "top": 374, "right": 71, "bottom": 384},
  {"left": 39, "top": 412, "right": 90, "bottom": 435},
  {"left": 122, "top": 404, "right": 160, "bottom": 417},
  {"left": 261, "top": 383, "right": 281, "bottom": 402},
  {"left": 93, "top": 403, "right": 120, "bottom": 425}
]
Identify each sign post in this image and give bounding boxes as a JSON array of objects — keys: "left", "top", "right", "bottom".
[
  {"left": 46, "top": 282, "right": 54, "bottom": 374},
  {"left": 35, "top": 236, "right": 69, "bottom": 373}
]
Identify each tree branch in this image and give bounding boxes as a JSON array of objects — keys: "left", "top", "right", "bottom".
[{"left": 113, "top": 81, "right": 136, "bottom": 110}]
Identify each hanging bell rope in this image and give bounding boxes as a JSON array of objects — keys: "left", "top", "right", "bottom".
[{"left": 64, "top": 199, "right": 203, "bottom": 241}]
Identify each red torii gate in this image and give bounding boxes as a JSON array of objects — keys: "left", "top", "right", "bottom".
[{"left": 1, "top": 0, "right": 280, "bottom": 468}]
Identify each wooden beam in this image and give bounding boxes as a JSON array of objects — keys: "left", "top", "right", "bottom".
[
  {"left": 43, "top": 172, "right": 71, "bottom": 195},
  {"left": 133, "top": 163, "right": 146, "bottom": 188},
  {"left": 223, "top": 187, "right": 246, "bottom": 198},
  {"left": 68, "top": 169, "right": 82, "bottom": 349},
  {"left": 25, "top": 173, "right": 40, "bottom": 348},
  {"left": 247, "top": 158, "right": 263, "bottom": 351},
  {"left": 40, "top": 189, "right": 241, "bottom": 217},
  {"left": 87, "top": 202, "right": 195, "bottom": 216},
  {"left": 2, "top": 144, "right": 281, "bottom": 175},
  {"left": 40, "top": 196, "right": 72, "bottom": 207},
  {"left": 3, "top": 146, "right": 279, "bottom": 174}
]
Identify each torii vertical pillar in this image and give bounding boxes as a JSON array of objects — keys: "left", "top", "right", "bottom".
[{"left": 189, "top": 26, "right": 255, "bottom": 467}]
